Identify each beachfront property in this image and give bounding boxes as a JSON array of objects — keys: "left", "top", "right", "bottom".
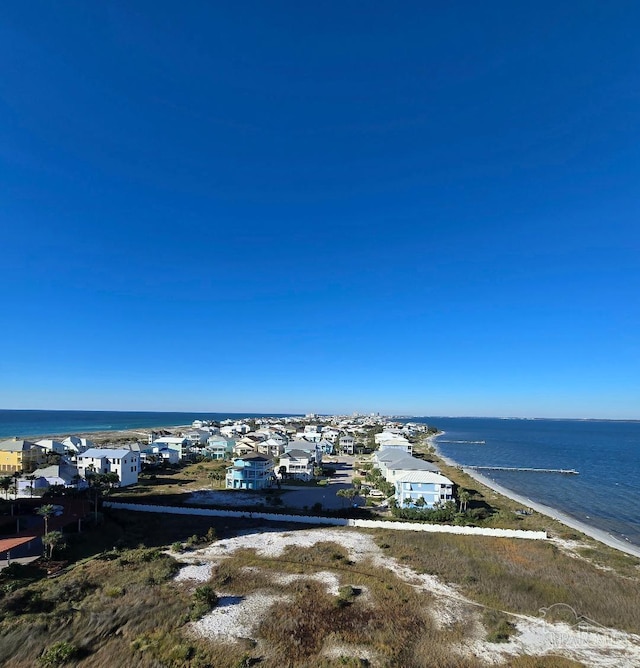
[
  {"left": 394, "top": 471, "right": 454, "bottom": 509},
  {"left": 62, "top": 436, "right": 95, "bottom": 454},
  {"left": 35, "top": 439, "right": 67, "bottom": 455},
  {"left": 76, "top": 448, "right": 140, "bottom": 487},
  {"left": 376, "top": 434, "right": 413, "bottom": 454},
  {"left": 380, "top": 455, "right": 441, "bottom": 484},
  {"left": 226, "top": 454, "right": 275, "bottom": 490},
  {"left": 0, "top": 438, "right": 47, "bottom": 473}
]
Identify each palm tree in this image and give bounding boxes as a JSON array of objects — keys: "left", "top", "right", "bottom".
[
  {"left": 37, "top": 504, "right": 55, "bottom": 535},
  {"left": 0, "top": 476, "right": 12, "bottom": 499},
  {"left": 458, "top": 489, "right": 470, "bottom": 513},
  {"left": 42, "top": 530, "right": 66, "bottom": 559},
  {"left": 25, "top": 474, "right": 37, "bottom": 498}
]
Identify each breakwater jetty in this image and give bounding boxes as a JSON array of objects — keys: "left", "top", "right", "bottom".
[{"left": 467, "top": 466, "right": 579, "bottom": 475}]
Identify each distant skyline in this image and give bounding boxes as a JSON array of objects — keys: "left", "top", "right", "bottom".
[{"left": 2, "top": 2, "right": 639, "bottom": 419}]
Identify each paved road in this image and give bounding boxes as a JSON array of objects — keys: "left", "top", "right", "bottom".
[{"left": 279, "top": 456, "right": 365, "bottom": 511}]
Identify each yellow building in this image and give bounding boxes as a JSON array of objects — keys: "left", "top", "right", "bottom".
[{"left": 0, "top": 438, "right": 47, "bottom": 474}]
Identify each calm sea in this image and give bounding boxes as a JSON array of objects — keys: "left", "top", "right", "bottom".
[
  {"left": 414, "top": 417, "right": 640, "bottom": 548},
  {"left": 0, "top": 410, "right": 296, "bottom": 439}
]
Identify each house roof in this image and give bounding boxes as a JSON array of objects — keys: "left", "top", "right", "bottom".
[
  {"left": 31, "top": 464, "right": 79, "bottom": 480},
  {"left": 395, "top": 471, "right": 453, "bottom": 485},
  {"left": 79, "top": 448, "right": 136, "bottom": 459},
  {"left": 388, "top": 456, "right": 440, "bottom": 473},
  {"left": 282, "top": 449, "right": 311, "bottom": 459},
  {"left": 237, "top": 454, "right": 272, "bottom": 462},
  {"left": 0, "top": 438, "right": 40, "bottom": 452},
  {"left": 0, "top": 536, "right": 38, "bottom": 554}
]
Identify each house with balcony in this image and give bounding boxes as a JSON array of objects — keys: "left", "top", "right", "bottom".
[
  {"left": 205, "top": 435, "right": 235, "bottom": 460},
  {"left": 339, "top": 434, "right": 355, "bottom": 454},
  {"left": 278, "top": 449, "right": 317, "bottom": 480},
  {"left": 226, "top": 454, "right": 274, "bottom": 490},
  {"left": 394, "top": 471, "right": 454, "bottom": 509},
  {"left": 0, "top": 438, "right": 47, "bottom": 473},
  {"left": 76, "top": 448, "right": 140, "bottom": 487}
]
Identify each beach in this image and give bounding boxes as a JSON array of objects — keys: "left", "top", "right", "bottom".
[{"left": 429, "top": 433, "right": 640, "bottom": 560}]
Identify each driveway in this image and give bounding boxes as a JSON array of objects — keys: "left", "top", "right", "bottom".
[{"left": 279, "top": 456, "right": 364, "bottom": 511}]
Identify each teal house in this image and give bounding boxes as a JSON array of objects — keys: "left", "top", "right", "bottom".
[{"left": 226, "top": 454, "right": 275, "bottom": 490}]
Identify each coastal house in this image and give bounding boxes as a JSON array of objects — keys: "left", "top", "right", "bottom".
[
  {"left": 233, "top": 441, "right": 256, "bottom": 457},
  {"left": 339, "top": 434, "right": 355, "bottom": 454},
  {"left": 19, "top": 464, "right": 87, "bottom": 492},
  {"left": 257, "top": 438, "right": 287, "bottom": 457},
  {"left": 0, "top": 439, "right": 47, "bottom": 473},
  {"left": 184, "top": 429, "right": 211, "bottom": 446},
  {"left": 226, "top": 454, "right": 274, "bottom": 490},
  {"left": 394, "top": 471, "right": 454, "bottom": 509},
  {"left": 278, "top": 449, "right": 317, "bottom": 480},
  {"left": 76, "top": 448, "right": 140, "bottom": 487},
  {"left": 35, "top": 439, "right": 67, "bottom": 455},
  {"left": 205, "top": 435, "right": 235, "bottom": 460},
  {"left": 378, "top": 441, "right": 413, "bottom": 457},
  {"left": 61, "top": 436, "right": 95, "bottom": 454},
  {"left": 151, "top": 446, "right": 180, "bottom": 465},
  {"left": 151, "top": 436, "right": 189, "bottom": 460},
  {"left": 374, "top": 452, "right": 441, "bottom": 484}
]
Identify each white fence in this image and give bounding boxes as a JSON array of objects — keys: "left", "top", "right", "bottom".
[{"left": 103, "top": 501, "right": 547, "bottom": 540}]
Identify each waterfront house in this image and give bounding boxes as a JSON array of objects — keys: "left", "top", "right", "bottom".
[
  {"left": 374, "top": 452, "right": 441, "bottom": 484},
  {"left": 394, "top": 471, "right": 454, "bottom": 509},
  {"left": 77, "top": 448, "right": 140, "bottom": 487},
  {"left": 0, "top": 438, "right": 47, "bottom": 473},
  {"left": 61, "top": 436, "right": 95, "bottom": 454},
  {"left": 226, "top": 454, "right": 274, "bottom": 490},
  {"left": 35, "top": 439, "right": 67, "bottom": 455}
]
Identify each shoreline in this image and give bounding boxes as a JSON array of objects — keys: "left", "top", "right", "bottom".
[{"left": 429, "top": 433, "right": 640, "bottom": 560}]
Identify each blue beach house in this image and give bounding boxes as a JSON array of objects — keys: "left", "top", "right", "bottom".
[
  {"left": 226, "top": 454, "right": 275, "bottom": 490},
  {"left": 394, "top": 471, "right": 454, "bottom": 509}
]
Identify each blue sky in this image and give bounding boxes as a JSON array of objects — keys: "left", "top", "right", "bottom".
[{"left": 1, "top": 1, "right": 639, "bottom": 418}]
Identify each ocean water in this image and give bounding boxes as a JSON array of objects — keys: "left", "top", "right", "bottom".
[
  {"left": 0, "top": 410, "right": 295, "bottom": 439},
  {"left": 416, "top": 417, "right": 640, "bottom": 548}
]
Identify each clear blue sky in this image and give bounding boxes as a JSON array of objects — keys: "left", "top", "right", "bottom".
[{"left": 1, "top": 1, "right": 639, "bottom": 418}]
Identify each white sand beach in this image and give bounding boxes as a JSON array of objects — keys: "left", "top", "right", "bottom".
[{"left": 429, "top": 434, "right": 640, "bottom": 560}]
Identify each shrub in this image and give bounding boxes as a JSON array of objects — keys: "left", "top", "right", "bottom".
[
  {"left": 483, "top": 610, "right": 517, "bottom": 643},
  {"left": 38, "top": 641, "right": 79, "bottom": 667},
  {"left": 171, "top": 542, "right": 183, "bottom": 553},
  {"left": 190, "top": 585, "right": 218, "bottom": 621}
]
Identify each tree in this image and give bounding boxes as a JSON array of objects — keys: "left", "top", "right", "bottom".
[
  {"left": 207, "top": 469, "right": 225, "bottom": 488},
  {"left": 0, "top": 476, "right": 12, "bottom": 499},
  {"left": 336, "top": 488, "right": 357, "bottom": 508},
  {"left": 42, "top": 530, "right": 66, "bottom": 559},
  {"left": 25, "top": 474, "right": 37, "bottom": 498},
  {"left": 458, "top": 489, "right": 470, "bottom": 513},
  {"left": 37, "top": 504, "right": 55, "bottom": 535}
]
